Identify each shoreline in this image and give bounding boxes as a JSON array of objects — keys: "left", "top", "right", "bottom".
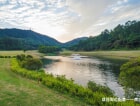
[{"left": 60, "top": 50, "right": 140, "bottom": 61}]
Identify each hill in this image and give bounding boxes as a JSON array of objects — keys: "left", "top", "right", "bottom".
[
  {"left": 0, "top": 28, "right": 88, "bottom": 50},
  {"left": 62, "top": 37, "right": 88, "bottom": 47},
  {"left": 69, "top": 20, "right": 140, "bottom": 51},
  {"left": 0, "top": 28, "right": 61, "bottom": 50}
]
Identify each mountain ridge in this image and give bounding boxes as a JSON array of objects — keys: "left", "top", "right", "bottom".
[
  {"left": 62, "top": 37, "right": 88, "bottom": 47},
  {"left": 0, "top": 28, "right": 61, "bottom": 50},
  {"left": 69, "top": 20, "right": 140, "bottom": 51},
  {"left": 0, "top": 28, "right": 87, "bottom": 50}
]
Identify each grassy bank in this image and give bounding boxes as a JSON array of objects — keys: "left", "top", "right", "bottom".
[
  {"left": 60, "top": 50, "right": 140, "bottom": 60},
  {"left": 0, "top": 50, "right": 139, "bottom": 106},
  {"left": 0, "top": 58, "right": 87, "bottom": 106},
  {"left": 10, "top": 57, "right": 139, "bottom": 106},
  {"left": 0, "top": 50, "right": 44, "bottom": 58},
  {"left": 3, "top": 50, "right": 140, "bottom": 60}
]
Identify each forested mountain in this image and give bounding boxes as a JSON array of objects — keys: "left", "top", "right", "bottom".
[
  {"left": 0, "top": 28, "right": 88, "bottom": 50},
  {"left": 1, "top": 20, "right": 139, "bottom": 50},
  {"left": 62, "top": 37, "right": 88, "bottom": 47},
  {"left": 69, "top": 20, "right": 140, "bottom": 51},
  {"left": 0, "top": 28, "right": 61, "bottom": 50}
]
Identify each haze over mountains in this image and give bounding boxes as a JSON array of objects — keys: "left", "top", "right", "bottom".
[
  {"left": 0, "top": 20, "right": 140, "bottom": 50},
  {"left": 0, "top": 28, "right": 87, "bottom": 50},
  {"left": 69, "top": 20, "right": 140, "bottom": 51}
]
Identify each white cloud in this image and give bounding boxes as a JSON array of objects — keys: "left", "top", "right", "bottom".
[
  {"left": 59, "top": 0, "right": 140, "bottom": 42},
  {"left": 0, "top": 0, "right": 140, "bottom": 42}
]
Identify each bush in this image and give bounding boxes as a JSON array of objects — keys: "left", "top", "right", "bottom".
[
  {"left": 88, "top": 81, "right": 114, "bottom": 96},
  {"left": 0, "top": 55, "right": 12, "bottom": 58},
  {"left": 16, "top": 54, "right": 42, "bottom": 70},
  {"left": 119, "top": 57, "right": 140, "bottom": 100},
  {"left": 26, "top": 55, "right": 33, "bottom": 59},
  {"left": 12, "top": 56, "right": 16, "bottom": 58},
  {"left": 119, "top": 57, "right": 140, "bottom": 90},
  {"left": 22, "top": 58, "right": 43, "bottom": 70},
  {"left": 16, "top": 54, "right": 26, "bottom": 61},
  {"left": 0, "top": 55, "right": 4, "bottom": 58}
]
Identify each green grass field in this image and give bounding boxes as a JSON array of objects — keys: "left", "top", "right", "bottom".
[
  {"left": 0, "top": 58, "right": 87, "bottom": 106},
  {"left": 60, "top": 50, "right": 140, "bottom": 60}
]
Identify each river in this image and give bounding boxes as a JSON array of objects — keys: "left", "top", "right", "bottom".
[{"left": 44, "top": 56, "right": 125, "bottom": 98}]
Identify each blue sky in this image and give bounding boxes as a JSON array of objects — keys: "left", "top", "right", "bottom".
[{"left": 0, "top": 0, "right": 140, "bottom": 42}]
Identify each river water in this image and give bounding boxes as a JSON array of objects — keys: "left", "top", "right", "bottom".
[{"left": 44, "top": 56, "right": 125, "bottom": 98}]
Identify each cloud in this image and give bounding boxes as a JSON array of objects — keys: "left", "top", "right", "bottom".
[
  {"left": 58, "top": 0, "right": 116, "bottom": 41},
  {"left": 0, "top": 0, "right": 140, "bottom": 42},
  {"left": 59, "top": 0, "right": 140, "bottom": 42}
]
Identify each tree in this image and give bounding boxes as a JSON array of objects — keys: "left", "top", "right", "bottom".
[
  {"left": 16, "top": 54, "right": 42, "bottom": 70},
  {"left": 69, "top": 20, "right": 140, "bottom": 51},
  {"left": 22, "top": 58, "right": 43, "bottom": 70},
  {"left": 119, "top": 57, "right": 140, "bottom": 90}
]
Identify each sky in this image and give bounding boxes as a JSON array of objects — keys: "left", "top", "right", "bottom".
[{"left": 0, "top": 0, "right": 140, "bottom": 43}]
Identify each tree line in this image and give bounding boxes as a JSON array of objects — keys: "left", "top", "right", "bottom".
[
  {"left": 69, "top": 20, "right": 140, "bottom": 51},
  {"left": 0, "top": 29, "right": 61, "bottom": 50},
  {"left": 0, "top": 37, "right": 25, "bottom": 50},
  {"left": 38, "top": 45, "right": 61, "bottom": 53}
]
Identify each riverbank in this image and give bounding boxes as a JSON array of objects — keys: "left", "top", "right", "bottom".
[
  {"left": 0, "top": 58, "right": 87, "bottom": 106},
  {"left": 0, "top": 51, "right": 88, "bottom": 105},
  {"left": 0, "top": 50, "right": 44, "bottom": 58},
  {"left": 0, "top": 50, "right": 139, "bottom": 105},
  {"left": 60, "top": 50, "right": 140, "bottom": 60}
]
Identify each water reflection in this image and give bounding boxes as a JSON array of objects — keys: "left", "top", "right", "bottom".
[{"left": 44, "top": 56, "right": 124, "bottom": 98}]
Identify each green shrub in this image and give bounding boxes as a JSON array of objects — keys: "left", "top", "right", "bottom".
[
  {"left": 7, "top": 56, "right": 11, "bottom": 58},
  {"left": 0, "top": 55, "right": 4, "bottom": 58},
  {"left": 21, "top": 58, "right": 43, "bottom": 70},
  {"left": 26, "top": 55, "right": 33, "bottom": 59},
  {"left": 12, "top": 56, "right": 16, "bottom": 58},
  {"left": 119, "top": 57, "right": 140, "bottom": 90},
  {"left": 16, "top": 54, "right": 26, "bottom": 61},
  {"left": 16, "top": 54, "right": 42, "bottom": 70},
  {"left": 4, "top": 56, "right": 8, "bottom": 58},
  {"left": 0, "top": 56, "right": 12, "bottom": 58},
  {"left": 88, "top": 81, "right": 114, "bottom": 96}
]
